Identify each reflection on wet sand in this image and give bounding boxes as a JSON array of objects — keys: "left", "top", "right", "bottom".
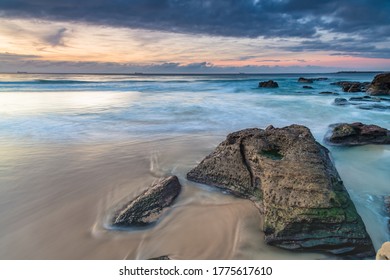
[{"left": 0, "top": 135, "right": 326, "bottom": 259}]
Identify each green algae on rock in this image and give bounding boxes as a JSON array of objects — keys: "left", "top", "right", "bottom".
[{"left": 187, "top": 125, "right": 375, "bottom": 257}]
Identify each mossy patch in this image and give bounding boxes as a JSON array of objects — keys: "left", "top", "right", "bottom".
[{"left": 260, "top": 149, "right": 283, "bottom": 160}]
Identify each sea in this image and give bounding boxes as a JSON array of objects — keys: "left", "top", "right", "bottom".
[{"left": 0, "top": 72, "right": 389, "bottom": 259}]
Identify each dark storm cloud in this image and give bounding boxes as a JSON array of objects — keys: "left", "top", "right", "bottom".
[
  {"left": 284, "top": 39, "right": 390, "bottom": 59},
  {"left": 0, "top": 0, "right": 389, "bottom": 58},
  {"left": 0, "top": 0, "right": 388, "bottom": 38}
]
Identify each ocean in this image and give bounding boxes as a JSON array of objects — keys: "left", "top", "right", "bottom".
[{"left": 0, "top": 73, "right": 389, "bottom": 259}]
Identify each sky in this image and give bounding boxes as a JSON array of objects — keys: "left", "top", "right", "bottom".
[{"left": 0, "top": 0, "right": 389, "bottom": 73}]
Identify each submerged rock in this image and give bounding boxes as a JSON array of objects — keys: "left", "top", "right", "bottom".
[
  {"left": 332, "top": 96, "right": 390, "bottom": 111},
  {"left": 333, "top": 98, "right": 349, "bottom": 106},
  {"left": 259, "top": 80, "right": 279, "bottom": 88},
  {"left": 319, "top": 91, "right": 338, "bottom": 95},
  {"left": 112, "top": 176, "right": 181, "bottom": 227},
  {"left": 298, "top": 77, "right": 328, "bottom": 83},
  {"left": 298, "top": 77, "right": 313, "bottom": 83},
  {"left": 187, "top": 125, "right": 374, "bottom": 257},
  {"left": 326, "top": 122, "right": 390, "bottom": 146},
  {"left": 376, "top": 242, "right": 390, "bottom": 260},
  {"left": 367, "top": 73, "right": 390, "bottom": 96},
  {"left": 303, "top": 85, "right": 313, "bottom": 89}
]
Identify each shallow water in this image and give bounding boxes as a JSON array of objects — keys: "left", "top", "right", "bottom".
[{"left": 0, "top": 73, "right": 389, "bottom": 259}]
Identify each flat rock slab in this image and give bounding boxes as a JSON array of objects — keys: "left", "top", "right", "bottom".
[
  {"left": 112, "top": 176, "right": 181, "bottom": 227},
  {"left": 187, "top": 125, "right": 374, "bottom": 257},
  {"left": 326, "top": 122, "right": 390, "bottom": 146}
]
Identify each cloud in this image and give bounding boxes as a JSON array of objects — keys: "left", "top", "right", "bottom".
[
  {"left": 0, "top": 0, "right": 388, "bottom": 42},
  {"left": 258, "top": 59, "right": 281, "bottom": 62},
  {"left": 0, "top": 52, "right": 41, "bottom": 61},
  {"left": 44, "top": 27, "right": 68, "bottom": 46},
  {"left": 283, "top": 38, "right": 390, "bottom": 59},
  {"left": 0, "top": 58, "right": 346, "bottom": 74},
  {"left": 0, "top": 1, "right": 389, "bottom": 63}
]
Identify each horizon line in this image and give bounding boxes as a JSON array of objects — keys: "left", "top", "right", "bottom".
[{"left": 0, "top": 71, "right": 387, "bottom": 76}]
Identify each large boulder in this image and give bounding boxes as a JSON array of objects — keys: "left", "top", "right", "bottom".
[
  {"left": 112, "top": 176, "right": 181, "bottom": 227},
  {"left": 259, "top": 80, "right": 279, "bottom": 88},
  {"left": 187, "top": 125, "right": 374, "bottom": 257},
  {"left": 367, "top": 73, "right": 390, "bottom": 95},
  {"left": 326, "top": 122, "right": 390, "bottom": 145}
]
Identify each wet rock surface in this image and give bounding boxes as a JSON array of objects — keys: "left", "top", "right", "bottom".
[
  {"left": 333, "top": 98, "right": 349, "bottom": 106},
  {"left": 259, "top": 80, "right": 279, "bottom": 88},
  {"left": 332, "top": 96, "right": 390, "bottom": 111},
  {"left": 326, "top": 122, "right": 390, "bottom": 146},
  {"left": 187, "top": 125, "right": 375, "bottom": 257},
  {"left": 367, "top": 73, "right": 390, "bottom": 96},
  {"left": 331, "top": 81, "right": 370, "bottom": 92},
  {"left": 112, "top": 176, "right": 181, "bottom": 227}
]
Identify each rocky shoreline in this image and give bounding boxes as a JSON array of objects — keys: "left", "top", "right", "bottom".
[{"left": 107, "top": 73, "right": 390, "bottom": 259}]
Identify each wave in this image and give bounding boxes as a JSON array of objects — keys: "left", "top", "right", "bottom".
[
  {"left": 34, "top": 79, "right": 95, "bottom": 84},
  {"left": 0, "top": 78, "right": 263, "bottom": 85}
]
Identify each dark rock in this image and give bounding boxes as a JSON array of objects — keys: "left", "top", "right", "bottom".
[
  {"left": 112, "top": 176, "right": 181, "bottom": 227},
  {"left": 303, "top": 85, "right": 313, "bottom": 89},
  {"left": 259, "top": 80, "right": 279, "bottom": 88},
  {"left": 349, "top": 96, "right": 381, "bottom": 102},
  {"left": 187, "top": 125, "right": 375, "bottom": 257},
  {"left": 298, "top": 77, "right": 313, "bottom": 83},
  {"left": 299, "top": 77, "right": 328, "bottom": 83},
  {"left": 367, "top": 73, "right": 390, "bottom": 96},
  {"left": 320, "top": 91, "right": 338, "bottom": 95},
  {"left": 357, "top": 104, "right": 390, "bottom": 111},
  {"left": 331, "top": 81, "right": 370, "bottom": 92},
  {"left": 148, "top": 256, "right": 171, "bottom": 260},
  {"left": 326, "top": 122, "right": 390, "bottom": 146},
  {"left": 333, "top": 98, "right": 349, "bottom": 106},
  {"left": 333, "top": 96, "right": 390, "bottom": 110}
]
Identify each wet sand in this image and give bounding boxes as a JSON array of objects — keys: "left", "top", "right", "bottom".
[{"left": 0, "top": 135, "right": 327, "bottom": 259}]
